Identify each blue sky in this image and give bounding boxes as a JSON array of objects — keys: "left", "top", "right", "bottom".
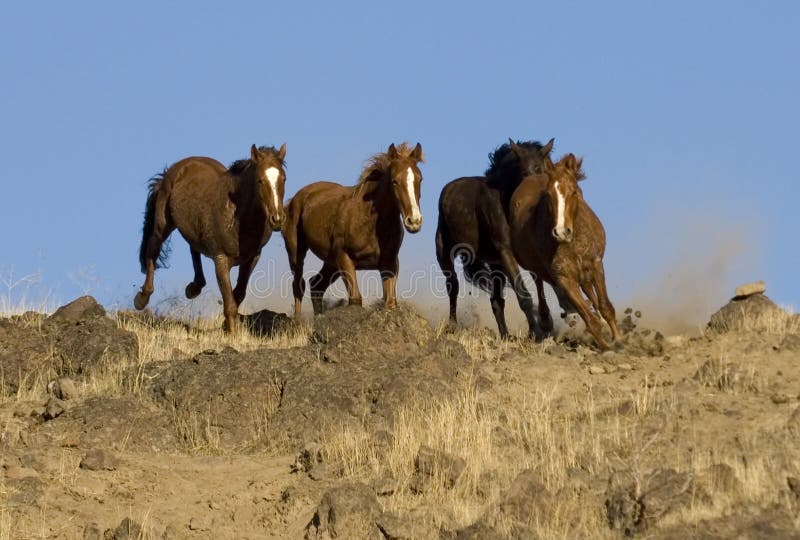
[{"left": 1, "top": 2, "right": 798, "bottom": 323}]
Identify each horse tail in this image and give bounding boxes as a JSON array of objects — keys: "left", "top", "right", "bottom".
[
  {"left": 138, "top": 171, "right": 172, "bottom": 273},
  {"left": 452, "top": 244, "right": 494, "bottom": 293}
]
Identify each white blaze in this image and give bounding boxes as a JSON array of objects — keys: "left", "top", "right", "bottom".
[
  {"left": 405, "top": 167, "right": 421, "bottom": 222},
  {"left": 265, "top": 167, "right": 281, "bottom": 211},
  {"left": 554, "top": 180, "right": 566, "bottom": 231}
]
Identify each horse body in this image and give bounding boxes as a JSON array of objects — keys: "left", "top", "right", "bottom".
[
  {"left": 134, "top": 144, "right": 287, "bottom": 332},
  {"left": 509, "top": 154, "right": 620, "bottom": 350},
  {"left": 284, "top": 142, "right": 423, "bottom": 316},
  {"left": 435, "top": 139, "right": 554, "bottom": 339}
]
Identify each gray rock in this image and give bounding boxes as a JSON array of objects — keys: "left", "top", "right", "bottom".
[
  {"left": 82, "top": 522, "right": 103, "bottom": 540},
  {"left": 49, "top": 295, "right": 106, "bottom": 322},
  {"left": 304, "top": 483, "right": 382, "bottom": 539},
  {"left": 79, "top": 449, "right": 119, "bottom": 471},
  {"left": 605, "top": 468, "right": 693, "bottom": 534},
  {"left": 410, "top": 445, "right": 466, "bottom": 493},
  {"left": 496, "top": 469, "right": 552, "bottom": 524},
  {"left": 377, "top": 512, "right": 438, "bottom": 539},
  {"left": 107, "top": 517, "right": 142, "bottom": 540},
  {"left": 707, "top": 294, "right": 787, "bottom": 334},
  {"left": 734, "top": 281, "right": 766, "bottom": 299},
  {"left": 43, "top": 397, "right": 65, "bottom": 421},
  {"left": 52, "top": 377, "right": 79, "bottom": 400}
]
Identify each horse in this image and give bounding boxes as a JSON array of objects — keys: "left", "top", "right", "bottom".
[
  {"left": 283, "top": 142, "right": 423, "bottom": 316},
  {"left": 134, "top": 144, "right": 287, "bottom": 332},
  {"left": 509, "top": 153, "right": 621, "bottom": 350},
  {"left": 435, "top": 138, "right": 555, "bottom": 340}
]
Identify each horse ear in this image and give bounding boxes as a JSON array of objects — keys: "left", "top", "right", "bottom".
[
  {"left": 388, "top": 143, "right": 398, "bottom": 159},
  {"left": 575, "top": 157, "right": 586, "bottom": 181},
  {"left": 250, "top": 144, "right": 258, "bottom": 161},
  {"left": 278, "top": 143, "right": 287, "bottom": 162},
  {"left": 542, "top": 138, "right": 554, "bottom": 156},
  {"left": 411, "top": 142, "right": 423, "bottom": 162}
]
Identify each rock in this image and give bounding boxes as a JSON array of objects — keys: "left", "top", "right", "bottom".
[
  {"left": 588, "top": 365, "right": 605, "bottom": 375},
  {"left": 6, "top": 476, "right": 43, "bottom": 506},
  {"left": 734, "top": 281, "right": 766, "bottom": 299},
  {"left": 293, "top": 442, "right": 323, "bottom": 474},
  {"left": 376, "top": 512, "right": 438, "bottom": 540},
  {"left": 787, "top": 406, "right": 800, "bottom": 435},
  {"left": 305, "top": 483, "right": 382, "bottom": 539},
  {"left": 372, "top": 475, "right": 397, "bottom": 496},
  {"left": 617, "top": 363, "right": 633, "bottom": 371},
  {"left": 51, "top": 377, "right": 79, "bottom": 400},
  {"left": 79, "top": 449, "right": 119, "bottom": 471},
  {"left": 453, "top": 521, "right": 505, "bottom": 539},
  {"left": 83, "top": 522, "right": 103, "bottom": 540},
  {"left": 239, "top": 308, "right": 293, "bottom": 337},
  {"left": 148, "top": 305, "right": 468, "bottom": 450},
  {"left": 188, "top": 516, "right": 212, "bottom": 531},
  {"left": 43, "top": 397, "right": 65, "bottom": 421},
  {"left": 707, "top": 294, "right": 787, "bottom": 334},
  {"left": 3, "top": 464, "right": 39, "bottom": 480},
  {"left": 496, "top": 469, "right": 552, "bottom": 524},
  {"left": 703, "top": 463, "right": 739, "bottom": 492},
  {"left": 49, "top": 295, "right": 106, "bottom": 322},
  {"left": 693, "top": 360, "right": 751, "bottom": 392},
  {"left": 787, "top": 477, "right": 800, "bottom": 501},
  {"left": 106, "top": 517, "right": 143, "bottom": 540},
  {"left": 410, "top": 445, "right": 466, "bottom": 493},
  {"left": 606, "top": 468, "right": 693, "bottom": 534},
  {"left": 779, "top": 334, "right": 800, "bottom": 352}
]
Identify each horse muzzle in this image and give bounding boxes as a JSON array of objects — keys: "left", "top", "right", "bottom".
[
  {"left": 552, "top": 226, "right": 573, "bottom": 243},
  {"left": 269, "top": 212, "right": 286, "bottom": 230},
  {"left": 404, "top": 215, "right": 423, "bottom": 233}
]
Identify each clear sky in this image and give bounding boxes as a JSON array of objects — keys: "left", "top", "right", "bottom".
[{"left": 1, "top": 2, "right": 798, "bottom": 324}]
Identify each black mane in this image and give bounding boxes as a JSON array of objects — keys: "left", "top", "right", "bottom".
[
  {"left": 228, "top": 146, "right": 285, "bottom": 175},
  {"left": 485, "top": 140, "right": 546, "bottom": 176}
]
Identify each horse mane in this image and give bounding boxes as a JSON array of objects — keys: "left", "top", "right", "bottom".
[
  {"left": 485, "top": 140, "right": 547, "bottom": 176},
  {"left": 357, "top": 142, "right": 424, "bottom": 185},
  {"left": 228, "top": 146, "right": 287, "bottom": 175}
]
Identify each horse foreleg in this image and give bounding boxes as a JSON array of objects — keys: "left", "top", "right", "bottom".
[
  {"left": 557, "top": 274, "right": 609, "bottom": 351},
  {"left": 533, "top": 273, "right": 554, "bottom": 336},
  {"left": 592, "top": 260, "right": 621, "bottom": 342},
  {"left": 213, "top": 256, "right": 238, "bottom": 333},
  {"left": 185, "top": 249, "right": 206, "bottom": 299},
  {"left": 310, "top": 263, "right": 338, "bottom": 315},
  {"left": 381, "top": 259, "right": 399, "bottom": 310},
  {"left": 498, "top": 249, "right": 544, "bottom": 341},
  {"left": 337, "top": 253, "right": 362, "bottom": 307},
  {"left": 233, "top": 254, "right": 260, "bottom": 307}
]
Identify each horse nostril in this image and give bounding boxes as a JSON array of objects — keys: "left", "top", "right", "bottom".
[
  {"left": 552, "top": 228, "right": 559, "bottom": 238},
  {"left": 566, "top": 227, "right": 573, "bottom": 238}
]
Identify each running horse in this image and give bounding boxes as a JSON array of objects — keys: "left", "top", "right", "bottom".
[
  {"left": 435, "top": 139, "right": 555, "bottom": 340},
  {"left": 134, "top": 144, "right": 287, "bottom": 332},
  {"left": 283, "top": 142, "right": 423, "bottom": 316},
  {"left": 509, "top": 154, "right": 621, "bottom": 350}
]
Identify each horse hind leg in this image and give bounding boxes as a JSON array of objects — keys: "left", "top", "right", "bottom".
[
  {"left": 310, "top": 263, "right": 338, "bottom": 315},
  {"left": 135, "top": 193, "right": 174, "bottom": 310},
  {"left": 435, "top": 228, "right": 459, "bottom": 325},
  {"left": 489, "top": 269, "right": 510, "bottom": 339},
  {"left": 185, "top": 249, "right": 206, "bottom": 299}
]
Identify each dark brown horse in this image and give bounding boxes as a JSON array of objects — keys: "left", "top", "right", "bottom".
[
  {"left": 283, "top": 142, "right": 423, "bottom": 316},
  {"left": 509, "top": 154, "right": 621, "bottom": 350},
  {"left": 134, "top": 144, "right": 287, "bottom": 332},
  {"left": 435, "top": 138, "right": 554, "bottom": 339}
]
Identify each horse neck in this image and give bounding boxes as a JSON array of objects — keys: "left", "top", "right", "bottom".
[
  {"left": 355, "top": 172, "right": 400, "bottom": 218},
  {"left": 487, "top": 169, "right": 523, "bottom": 214},
  {"left": 231, "top": 170, "right": 265, "bottom": 222}
]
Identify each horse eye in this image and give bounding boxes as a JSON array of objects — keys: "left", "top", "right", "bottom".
[{"left": 534, "top": 166, "right": 543, "bottom": 174}]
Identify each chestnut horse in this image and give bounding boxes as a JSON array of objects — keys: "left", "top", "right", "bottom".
[
  {"left": 283, "top": 142, "right": 423, "bottom": 316},
  {"left": 509, "top": 154, "right": 620, "bottom": 350},
  {"left": 435, "top": 139, "right": 554, "bottom": 340},
  {"left": 134, "top": 144, "right": 287, "bottom": 332}
]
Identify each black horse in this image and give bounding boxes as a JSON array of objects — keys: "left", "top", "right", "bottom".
[{"left": 435, "top": 138, "right": 556, "bottom": 339}]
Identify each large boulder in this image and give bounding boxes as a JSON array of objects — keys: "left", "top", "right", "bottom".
[
  {"left": 304, "top": 483, "right": 383, "bottom": 539},
  {"left": 147, "top": 305, "right": 470, "bottom": 451},
  {"left": 707, "top": 293, "right": 790, "bottom": 334},
  {"left": 0, "top": 296, "right": 138, "bottom": 395}
]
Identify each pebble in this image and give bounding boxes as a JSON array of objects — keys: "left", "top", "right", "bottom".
[{"left": 588, "top": 365, "right": 606, "bottom": 375}]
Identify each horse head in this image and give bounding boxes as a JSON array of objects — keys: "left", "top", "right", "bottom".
[
  {"left": 546, "top": 153, "right": 586, "bottom": 243},
  {"left": 386, "top": 142, "right": 424, "bottom": 233},
  {"left": 250, "top": 143, "right": 287, "bottom": 230}
]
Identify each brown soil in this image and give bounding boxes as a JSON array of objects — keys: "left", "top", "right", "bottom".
[{"left": 2, "top": 294, "right": 799, "bottom": 538}]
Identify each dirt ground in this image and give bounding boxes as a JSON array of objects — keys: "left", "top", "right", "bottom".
[{"left": 2, "top": 293, "right": 800, "bottom": 539}]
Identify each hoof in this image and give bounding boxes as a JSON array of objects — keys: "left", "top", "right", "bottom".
[
  {"left": 133, "top": 292, "right": 150, "bottom": 311},
  {"left": 185, "top": 282, "right": 203, "bottom": 299}
]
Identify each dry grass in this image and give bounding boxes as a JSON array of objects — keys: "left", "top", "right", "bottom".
[{"left": 0, "top": 478, "right": 11, "bottom": 540}]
